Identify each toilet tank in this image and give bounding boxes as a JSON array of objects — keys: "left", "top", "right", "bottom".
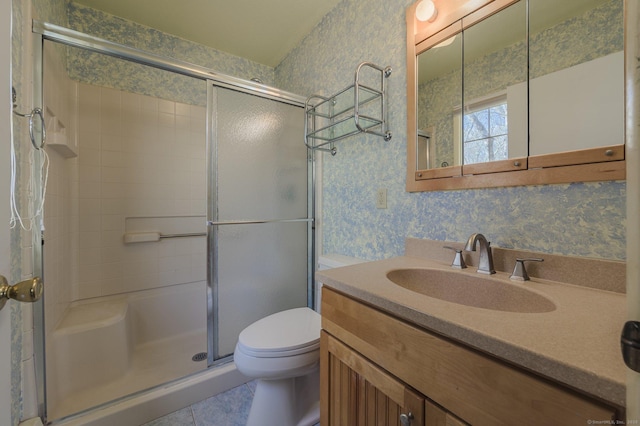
[{"left": 315, "top": 254, "right": 365, "bottom": 312}]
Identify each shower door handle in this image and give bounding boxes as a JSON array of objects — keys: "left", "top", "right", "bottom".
[{"left": 0, "top": 275, "right": 43, "bottom": 311}]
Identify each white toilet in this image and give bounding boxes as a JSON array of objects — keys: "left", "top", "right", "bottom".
[{"left": 234, "top": 254, "right": 364, "bottom": 426}]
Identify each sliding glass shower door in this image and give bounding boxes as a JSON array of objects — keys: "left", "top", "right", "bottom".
[
  {"left": 207, "top": 85, "right": 311, "bottom": 361},
  {"left": 39, "top": 38, "right": 212, "bottom": 421},
  {"left": 33, "top": 22, "right": 312, "bottom": 422}
]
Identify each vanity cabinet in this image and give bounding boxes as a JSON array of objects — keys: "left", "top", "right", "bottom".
[
  {"left": 322, "top": 332, "right": 425, "bottom": 425},
  {"left": 425, "top": 402, "right": 468, "bottom": 426},
  {"left": 320, "top": 287, "right": 621, "bottom": 425}
]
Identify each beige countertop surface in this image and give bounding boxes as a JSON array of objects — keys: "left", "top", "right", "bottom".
[{"left": 316, "top": 255, "right": 627, "bottom": 407}]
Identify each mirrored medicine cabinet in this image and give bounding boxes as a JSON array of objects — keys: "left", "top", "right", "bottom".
[{"left": 406, "top": 0, "right": 626, "bottom": 191}]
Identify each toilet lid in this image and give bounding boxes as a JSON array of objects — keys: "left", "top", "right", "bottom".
[{"left": 237, "top": 307, "right": 321, "bottom": 358}]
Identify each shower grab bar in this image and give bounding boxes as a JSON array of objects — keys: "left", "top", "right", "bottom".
[
  {"left": 160, "top": 232, "right": 207, "bottom": 239},
  {"left": 124, "top": 219, "right": 313, "bottom": 243},
  {"left": 208, "top": 218, "right": 313, "bottom": 226},
  {"left": 123, "top": 231, "right": 206, "bottom": 244}
]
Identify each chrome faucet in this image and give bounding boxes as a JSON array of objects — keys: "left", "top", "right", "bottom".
[{"left": 464, "top": 233, "right": 496, "bottom": 275}]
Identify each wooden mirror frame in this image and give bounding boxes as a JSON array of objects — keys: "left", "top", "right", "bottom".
[{"left": 406, "top": 0, "right": 626, "bottom": 192}]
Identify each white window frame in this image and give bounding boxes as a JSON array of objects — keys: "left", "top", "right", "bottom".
[{"left": 454, "top": 91, "right": 508, "bottom": 165}]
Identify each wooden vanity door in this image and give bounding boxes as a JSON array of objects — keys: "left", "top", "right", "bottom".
[
  {"left": 321, "top": 331, "right": 425, "bottom": 425},
  {"left": 425, "top": 401, "right": 469, "bottom": 426}
]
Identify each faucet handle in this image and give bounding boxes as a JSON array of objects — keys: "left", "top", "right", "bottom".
[
  {"left": 443, "top": 246, "right": 467, "bottom": 269},
  {"left": 510, "top": 258, "right": 544, "bottom": 281}
]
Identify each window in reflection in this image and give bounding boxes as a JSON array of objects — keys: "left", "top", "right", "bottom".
[
  {"left": 459, "top": 97, "right": 508, "bottom": 164},
  {"left": 462, "top": 0, "right": 527, "bottom": 165}
]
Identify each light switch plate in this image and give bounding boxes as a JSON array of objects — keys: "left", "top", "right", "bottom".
[{"left": 376, "top": 188, "right": 387, "bottom": 209}]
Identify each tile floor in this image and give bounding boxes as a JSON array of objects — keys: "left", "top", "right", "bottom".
[
  {"left": 142, "top": 381, "right": 320, "bottom": 426},
  {"left": 142, "top": 382, "right": 256, "bottom": 426}
]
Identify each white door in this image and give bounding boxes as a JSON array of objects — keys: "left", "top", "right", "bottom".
[
  {"left": 0, "top": 0, "right": 15, "bottom": 424},
  {"left": 626, "top": 0, "right": 640, "bottom": 421}
]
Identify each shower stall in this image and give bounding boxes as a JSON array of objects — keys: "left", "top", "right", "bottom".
[{"left": 32, "top": 22, "right": 313, "bottom": 424}]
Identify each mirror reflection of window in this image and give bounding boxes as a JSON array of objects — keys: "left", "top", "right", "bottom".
[
  {"left": 462, "top": 0, "right": 527, "bottom": 165},
  {"left": 462, "top": 98, "right": 508, "bottom": 165}
]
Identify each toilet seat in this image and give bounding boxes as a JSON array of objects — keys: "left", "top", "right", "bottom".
[{"left": 236, "top": 307, "right": 321, "bottom": 358}]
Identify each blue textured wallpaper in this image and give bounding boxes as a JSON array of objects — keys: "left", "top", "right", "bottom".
[
  {"left": 14, "top": 0, "right": 71, "bottom": 423},
  {"left": 20, "top": 1, "right": 626, "bottom": 424},
  {"left": 275, "top": 0, "right": 626, "bottom": 261},
  {"left": 66, "top": 2, "right": 275, "bottom": 104},
  {"left": 10, "top": 0, "right": 24, "bottom": 420},
  {"left": 50, "top": 0, "right": 626, "bottom": 261}
]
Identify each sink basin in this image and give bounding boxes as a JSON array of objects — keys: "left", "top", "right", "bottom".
[{"left": 386, "top": 268, "right": 556, "bottom": 313}]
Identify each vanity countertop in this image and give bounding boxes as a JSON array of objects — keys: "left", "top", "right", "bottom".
[{"left": 316, "top": 255, "right": 627, "bottom": 407}]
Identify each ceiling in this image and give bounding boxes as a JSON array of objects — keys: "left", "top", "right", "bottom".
[{"left": 72, "top": 0, "right": 343, "bottom": 68}]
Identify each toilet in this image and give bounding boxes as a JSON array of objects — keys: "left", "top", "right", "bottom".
[{"left": 234, "top": 254, "right": 364, "bottom": 426}]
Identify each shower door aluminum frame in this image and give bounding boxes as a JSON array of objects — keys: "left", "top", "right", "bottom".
[
  {"left": 206, "top": 84, "right": 314, "bottom": 364},
  {"left": 32, "top": 20, "right": 314, "bottom": 420}
]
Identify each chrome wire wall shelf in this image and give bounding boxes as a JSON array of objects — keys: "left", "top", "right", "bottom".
[{"left": 305, "top": 62, "right": 392, "bottom": 155}]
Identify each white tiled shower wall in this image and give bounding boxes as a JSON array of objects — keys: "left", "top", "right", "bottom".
[
  {"left": 74, "top": 83, "right": 207, "bottom": 297},
  {"left": 44, "top": 51, "right": 207, "bottom": 333},
  {"left": 42, "top": 43, "right": 77, "bottom": 337}
]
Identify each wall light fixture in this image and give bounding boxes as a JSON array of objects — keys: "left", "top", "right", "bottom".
[{"left": 416, "top": 0, "right": 438, "bottom": 22}]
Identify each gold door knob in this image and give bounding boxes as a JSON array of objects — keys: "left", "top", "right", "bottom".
[{"left": 0, "top": 275, "right": 43, "bottom": 310}]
